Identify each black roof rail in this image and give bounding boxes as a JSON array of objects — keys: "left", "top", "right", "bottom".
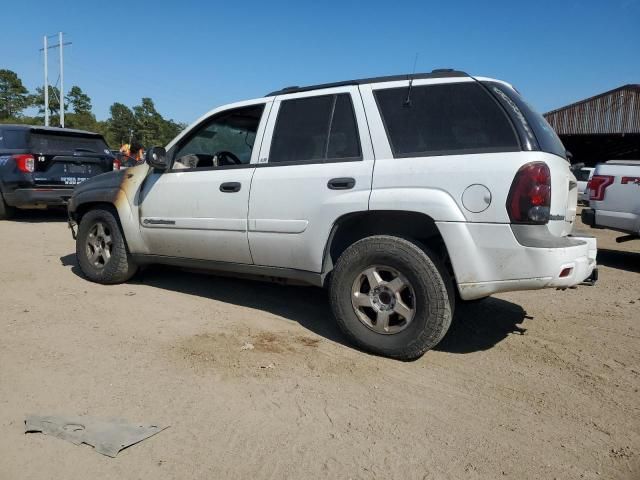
[{"left": 266, "top": 69, "right": 468, "bottom": 97}]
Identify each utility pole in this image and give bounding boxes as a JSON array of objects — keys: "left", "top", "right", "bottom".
[
  {"left": 39, "top": 33, "right": 72, "bottom": 127},
  {"left": 43, "top": 36, "right": 49, "bottom": 126},
  {"left": 59, "top": 32, "right": 65, "bottom": 128}
]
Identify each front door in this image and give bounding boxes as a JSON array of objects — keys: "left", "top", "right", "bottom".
[{"left": 139, "top": 101, "right": 271, "bottom": 264}]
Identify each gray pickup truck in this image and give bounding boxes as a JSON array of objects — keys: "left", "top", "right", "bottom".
[{"left": 581, "top": 160, "right": 640, "bottom": 242}]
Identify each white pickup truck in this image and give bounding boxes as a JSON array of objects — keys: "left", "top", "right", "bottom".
[
  {"left": 582, "top": 160, "right": 640, "bottom": 242},
  {"left": 67, "top": 70, "right": 597, "bottom": 359}
]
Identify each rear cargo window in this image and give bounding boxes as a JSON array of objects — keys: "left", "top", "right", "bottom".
[
  {"left": 485, "top": 82, "right": 567, "bottom": 160},
  {"left": 374, "top": 82, "right": 519, "bottom": 158},
  {"left": 0, "top": 129, "right": 28, "bottom": 149},
  {"left": 29, "top": 133, "right": 109, "bottom": 154}
]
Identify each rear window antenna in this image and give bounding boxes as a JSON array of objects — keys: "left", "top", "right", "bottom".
[{"left": 404, "top": 53, "right": 419, "bottom": 107}]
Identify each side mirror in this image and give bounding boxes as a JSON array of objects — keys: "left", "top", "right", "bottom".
[{"left": 146, "top": 146, "right": 169, "bottom": 170}]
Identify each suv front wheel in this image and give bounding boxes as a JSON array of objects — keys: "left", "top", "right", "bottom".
[
  {"left": 329, "top": 235, "right": 453, "bottom": 360},
  {"left": 76, "top": 207, "right": 138, "bottom": 284}
]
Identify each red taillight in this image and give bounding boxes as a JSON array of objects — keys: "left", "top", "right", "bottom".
[
  {"left": 113, "top": 158, "right": 121, "bottom": 170},
  {"left": 506, "top": 162, "right": 551, "bottom": 224},
  {"left": 588, "top": 175, "right": 614, "bottom": 201},
  {"left": 13, "top": 154, "right": 35, "bottom": 173}
]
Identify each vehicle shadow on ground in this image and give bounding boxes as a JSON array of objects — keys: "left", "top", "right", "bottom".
[
  {"left": 597, "top": 248, "right": 640, "bottom": 274},
  {"left": 58, "top": 258, "right": 530, "bottom": 356},
  {"left": 435, "top": 298, "right": 528, "bottom": 354},
  {"left": 6, "top": 208, "right": 68, "bottom": 223}
]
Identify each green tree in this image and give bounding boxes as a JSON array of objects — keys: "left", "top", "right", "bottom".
[
  {"left": 66, "top": 86, "right": 92, "bottom": 114},
  {"left": 133, "top": 97, "right": 163, "bottom": 146},
  {"left": 0, "top": 69, "right": 30, "bottom": 119},
  {"left": 32, "top": 85, "right": 63, "bottom": 120},
  {"left": 107, "top": 102, "right": 137, "bottom": 146}
]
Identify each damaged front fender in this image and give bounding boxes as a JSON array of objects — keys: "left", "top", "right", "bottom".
[{"left": 67, "top": 164, "right": 151, "bottom": 254}]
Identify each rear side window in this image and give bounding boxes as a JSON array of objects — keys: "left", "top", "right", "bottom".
[
  {"left": 269, "top": 93, "right": 361, "bottom": 163},
  {"left": 375, "top": 82, "right": 519, "bottom": 158},
  {"left": 29, "top": 133, "right": 109, "bottom": 154}
]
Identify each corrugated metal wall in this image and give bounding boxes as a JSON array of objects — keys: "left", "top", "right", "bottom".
[{"left": 544, "top": 85, "right": 640, "bottom": 135}]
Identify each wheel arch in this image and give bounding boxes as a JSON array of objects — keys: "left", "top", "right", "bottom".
[{"left": 321, "top": 210, "right": 456, "bottom": 288}]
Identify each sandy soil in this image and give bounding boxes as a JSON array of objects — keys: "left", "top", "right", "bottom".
[{"left": 0, "top": 209, "right": 638, "bottom": 479}]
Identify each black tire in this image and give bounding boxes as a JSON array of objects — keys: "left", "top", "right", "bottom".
[
  {"left": 0, "top": 194, "right": 15, "bottom": 220},
  {"left": 76, "top": 207, "right": 137, "bottom": 284},
  {"left": 329, "top": 235, "right": 453, "bottom": 360}
]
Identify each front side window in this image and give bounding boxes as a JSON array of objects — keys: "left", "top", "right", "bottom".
[
  {"left": 173, "top": 104, "right": 265, "bottom": 169},
  {"left": 375, "top": 82, "right": 519, "bottom": 158},
  {"left": 269, "top": 93, "right": 361, "bottom": 163}
]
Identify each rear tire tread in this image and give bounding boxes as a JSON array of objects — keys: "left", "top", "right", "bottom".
[{"left": 329, "top": 235, "right": 453, "bottom": 360}]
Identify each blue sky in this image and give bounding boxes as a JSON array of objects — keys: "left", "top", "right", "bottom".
[{"left": 1, "top": 0, "right": 638, "bottom": 124}]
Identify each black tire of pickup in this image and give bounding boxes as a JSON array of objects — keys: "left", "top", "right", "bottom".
[
  {"left": 76, "top": 207, "right": 137, "bottom": 284},
  {"left": 329, "top": 235, "right": 453, "bottom": 361},
  {"left": 0, "top": 194, "right": 15, "bottom": 220}
]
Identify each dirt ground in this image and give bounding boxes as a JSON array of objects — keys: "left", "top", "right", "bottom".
[{"left": 0, "top": 209, "right": 638, "bottom": 480}]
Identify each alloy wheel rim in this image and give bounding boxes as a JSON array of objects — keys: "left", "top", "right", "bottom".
[
  {"left": 351, "top": 265, "right": 416, "bottom": 334},
  {"left": 85, "top": 221, "right": 113, "bottom": 269}
]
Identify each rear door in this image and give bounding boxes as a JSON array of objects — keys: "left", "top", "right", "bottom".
[
  {"left": 247, "top": 86, "right": 374, "bottom": 272},
  {"left": 29, "top": 130, "right": 112, "bottom": 187}
]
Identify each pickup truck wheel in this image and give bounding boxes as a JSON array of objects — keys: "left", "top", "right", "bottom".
[
  {"left": 0, "top": 194, "right": 15, "bottom": 220},
  {"left": 329, "top": 235, "right": 453, "bottom": 360},
  {"left": 76, "top": 208, "right": 137, "bottom": 284}
]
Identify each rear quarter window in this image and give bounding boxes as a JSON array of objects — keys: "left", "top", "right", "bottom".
[
  {"left": 485, "top": 81, "right": 567, "bottom": 160},
  {"left": 374, "top": 82, "right": 519, "bottom": 158}
]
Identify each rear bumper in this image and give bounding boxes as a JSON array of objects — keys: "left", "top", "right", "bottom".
[
  {"left": 3, "top": 188, "right": 74, "bottom": 207},
  {"left": 436, "top": 222, "right": 597, "bottom": 300},
  {"left": 584, "top": 207, "right": 640, "bottom": 236}
]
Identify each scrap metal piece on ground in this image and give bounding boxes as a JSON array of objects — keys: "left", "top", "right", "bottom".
[{"left": 24, "top": 415, "right": 168, "bottom": 457}]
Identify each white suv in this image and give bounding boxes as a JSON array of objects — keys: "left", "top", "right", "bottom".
[{"left": 68, "top": 69, "right": 597, "bottom": 360}]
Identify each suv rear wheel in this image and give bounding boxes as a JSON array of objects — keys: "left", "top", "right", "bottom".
[
  {"left": 329, "top": 235, "right": 453, "bottom": 360},
  {"left": 0, "top": 194, "right": 15, "bottom": 220},
  {"left": 76, "top": 208, "right": 137, "bottom": 284}
]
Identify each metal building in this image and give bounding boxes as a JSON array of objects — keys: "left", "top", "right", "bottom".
[{"left": 544, "top": 84, "right": 640, "bottom": 166}]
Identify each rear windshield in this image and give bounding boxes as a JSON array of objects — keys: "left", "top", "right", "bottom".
[
  {"left": 484, "top": 81, "right": 567, "bottom": 160},
  {"left": 29, "top": 132, "right": 109, "bottom": 155},
  {"left": 374, "top": 82, "right": 519, "bottom": 158},
  {"left": 0, "top": 129, "right": 28, "bottom": 150}
]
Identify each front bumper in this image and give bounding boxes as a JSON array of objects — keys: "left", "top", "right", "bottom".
[
  {"left": 3, "top": 188, "right": 74, "bottom": 208},
  {"left": 436, "top": 222, "right": 597, "bottom": 300}
]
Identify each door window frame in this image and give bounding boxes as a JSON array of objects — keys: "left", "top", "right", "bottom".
[
  {"left": 258, "top": 86, "right": 374, "bottom": 167},
  {"left": 163, "top": 99, "right": 274, "bottom": 173}
]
